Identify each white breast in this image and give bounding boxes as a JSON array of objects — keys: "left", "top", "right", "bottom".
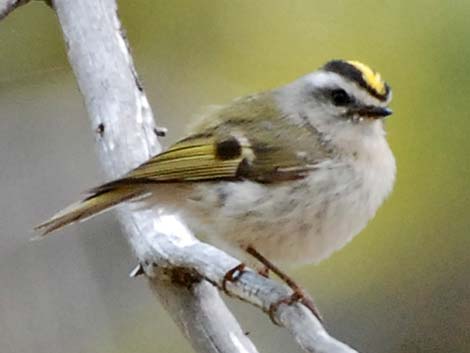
[{"left": 183, "top": 132, "right": 395, "bottom": 267}]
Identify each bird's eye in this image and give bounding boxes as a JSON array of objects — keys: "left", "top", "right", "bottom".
[{"left": 330, "top": 89, "right": 351, "bottom": 106}]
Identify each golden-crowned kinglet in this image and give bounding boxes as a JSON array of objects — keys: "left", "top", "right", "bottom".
[{"left": 36, "top": 59, "right": 395, "bottom": 284}]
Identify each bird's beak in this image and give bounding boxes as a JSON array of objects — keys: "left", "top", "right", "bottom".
[{"left": 353, "top": 106, "right": 393, "bottom": 119}]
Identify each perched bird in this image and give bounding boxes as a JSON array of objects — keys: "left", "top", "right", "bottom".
[{"left": 36, "top": 59, "right": 395, "bottom": 319}]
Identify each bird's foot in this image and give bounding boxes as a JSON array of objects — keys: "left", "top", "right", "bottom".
[
  {"left": 268, "top": 288, "right": 323, "bottom": 325},
  {"left": 246, "top": 246, "right": 323, "bottom": 324}
]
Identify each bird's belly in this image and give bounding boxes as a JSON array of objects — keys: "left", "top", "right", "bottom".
[{"left": 186, "top": 164, "right": 384, "bottom": 266}]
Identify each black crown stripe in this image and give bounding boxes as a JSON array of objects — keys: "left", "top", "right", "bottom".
[{"left": 323, "top": 60, "right": 390, "bottom": 101}]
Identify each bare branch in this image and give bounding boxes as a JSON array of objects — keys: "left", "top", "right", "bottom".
[
  {"left": 41, "top": 0, "right": 361, "bottom": 352},
  {"left": 52, "top": 1, "right": 257, "bottom": 352},
  {"left": 140, "top": 225, "right": 359, "bottom": 353}
]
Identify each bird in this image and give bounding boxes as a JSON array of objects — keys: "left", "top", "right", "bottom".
[{"left": 36, "top": 59, "right": 396, "bottom": 320}]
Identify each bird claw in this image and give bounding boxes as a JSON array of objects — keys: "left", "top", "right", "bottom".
[
  {"left": 245, "top": 246, "right": 323, "bottom": 325},
  {"left": 268, "top": 288, "right": 323, "bottom": 326},
  {"left": 222, "top": 263, "right": 246, "bottom": 293},
  {"left": 299, "top": 292, "right": 323, "bottom": 323},
  {"left": 257, "top": 266, "right": 270, "bottom": 278}
]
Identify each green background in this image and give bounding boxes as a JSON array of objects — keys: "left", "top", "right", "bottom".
[{"left": 0, "top": 1, "right": 469, "bottom": 352}]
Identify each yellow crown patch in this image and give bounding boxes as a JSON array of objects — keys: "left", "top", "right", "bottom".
[{"left": 346, "top": 60, "right": 387, "bottom": 96}]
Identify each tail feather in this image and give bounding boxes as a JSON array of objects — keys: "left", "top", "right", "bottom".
[{"left": 35, "top": 182, "right": 145, "bottom": 236}]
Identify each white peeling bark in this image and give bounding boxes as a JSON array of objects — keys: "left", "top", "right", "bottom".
[{"left": 4, "top": 0, "right": 362, "bottom": 352}]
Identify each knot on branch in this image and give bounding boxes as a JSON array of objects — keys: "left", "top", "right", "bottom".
[{"left": 165, "top": 266, "right": 204, "bottom": 289}]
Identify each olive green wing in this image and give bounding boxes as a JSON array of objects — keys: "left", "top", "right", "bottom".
[
  {"left": 125, "top": 135, "right": 312, "bottom": 182},
  {"left": 125, "top": 134, "right": 249, "bottom": 182},
  {"left": 92, "top": 127, "right": 327, "bottom": 195}
]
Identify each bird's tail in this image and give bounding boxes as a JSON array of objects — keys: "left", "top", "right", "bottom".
[{"left": 34, "top": 180, "right": 147, "bottom": 236}]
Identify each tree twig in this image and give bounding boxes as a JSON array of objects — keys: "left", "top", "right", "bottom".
[{"left": 3, "top": 1, "right": 361, "bottom": 352}]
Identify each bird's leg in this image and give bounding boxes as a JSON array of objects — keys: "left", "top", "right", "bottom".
[
  {"left": 246, "top": 246, "right": 323, "bottom": 324},
  {"left": 222, "top": 263, "right": 246, "bottom": 293}
]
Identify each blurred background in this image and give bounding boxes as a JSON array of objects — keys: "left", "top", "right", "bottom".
[{"left": 1, "top": 1, "right": 469, "bottom": 352}]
